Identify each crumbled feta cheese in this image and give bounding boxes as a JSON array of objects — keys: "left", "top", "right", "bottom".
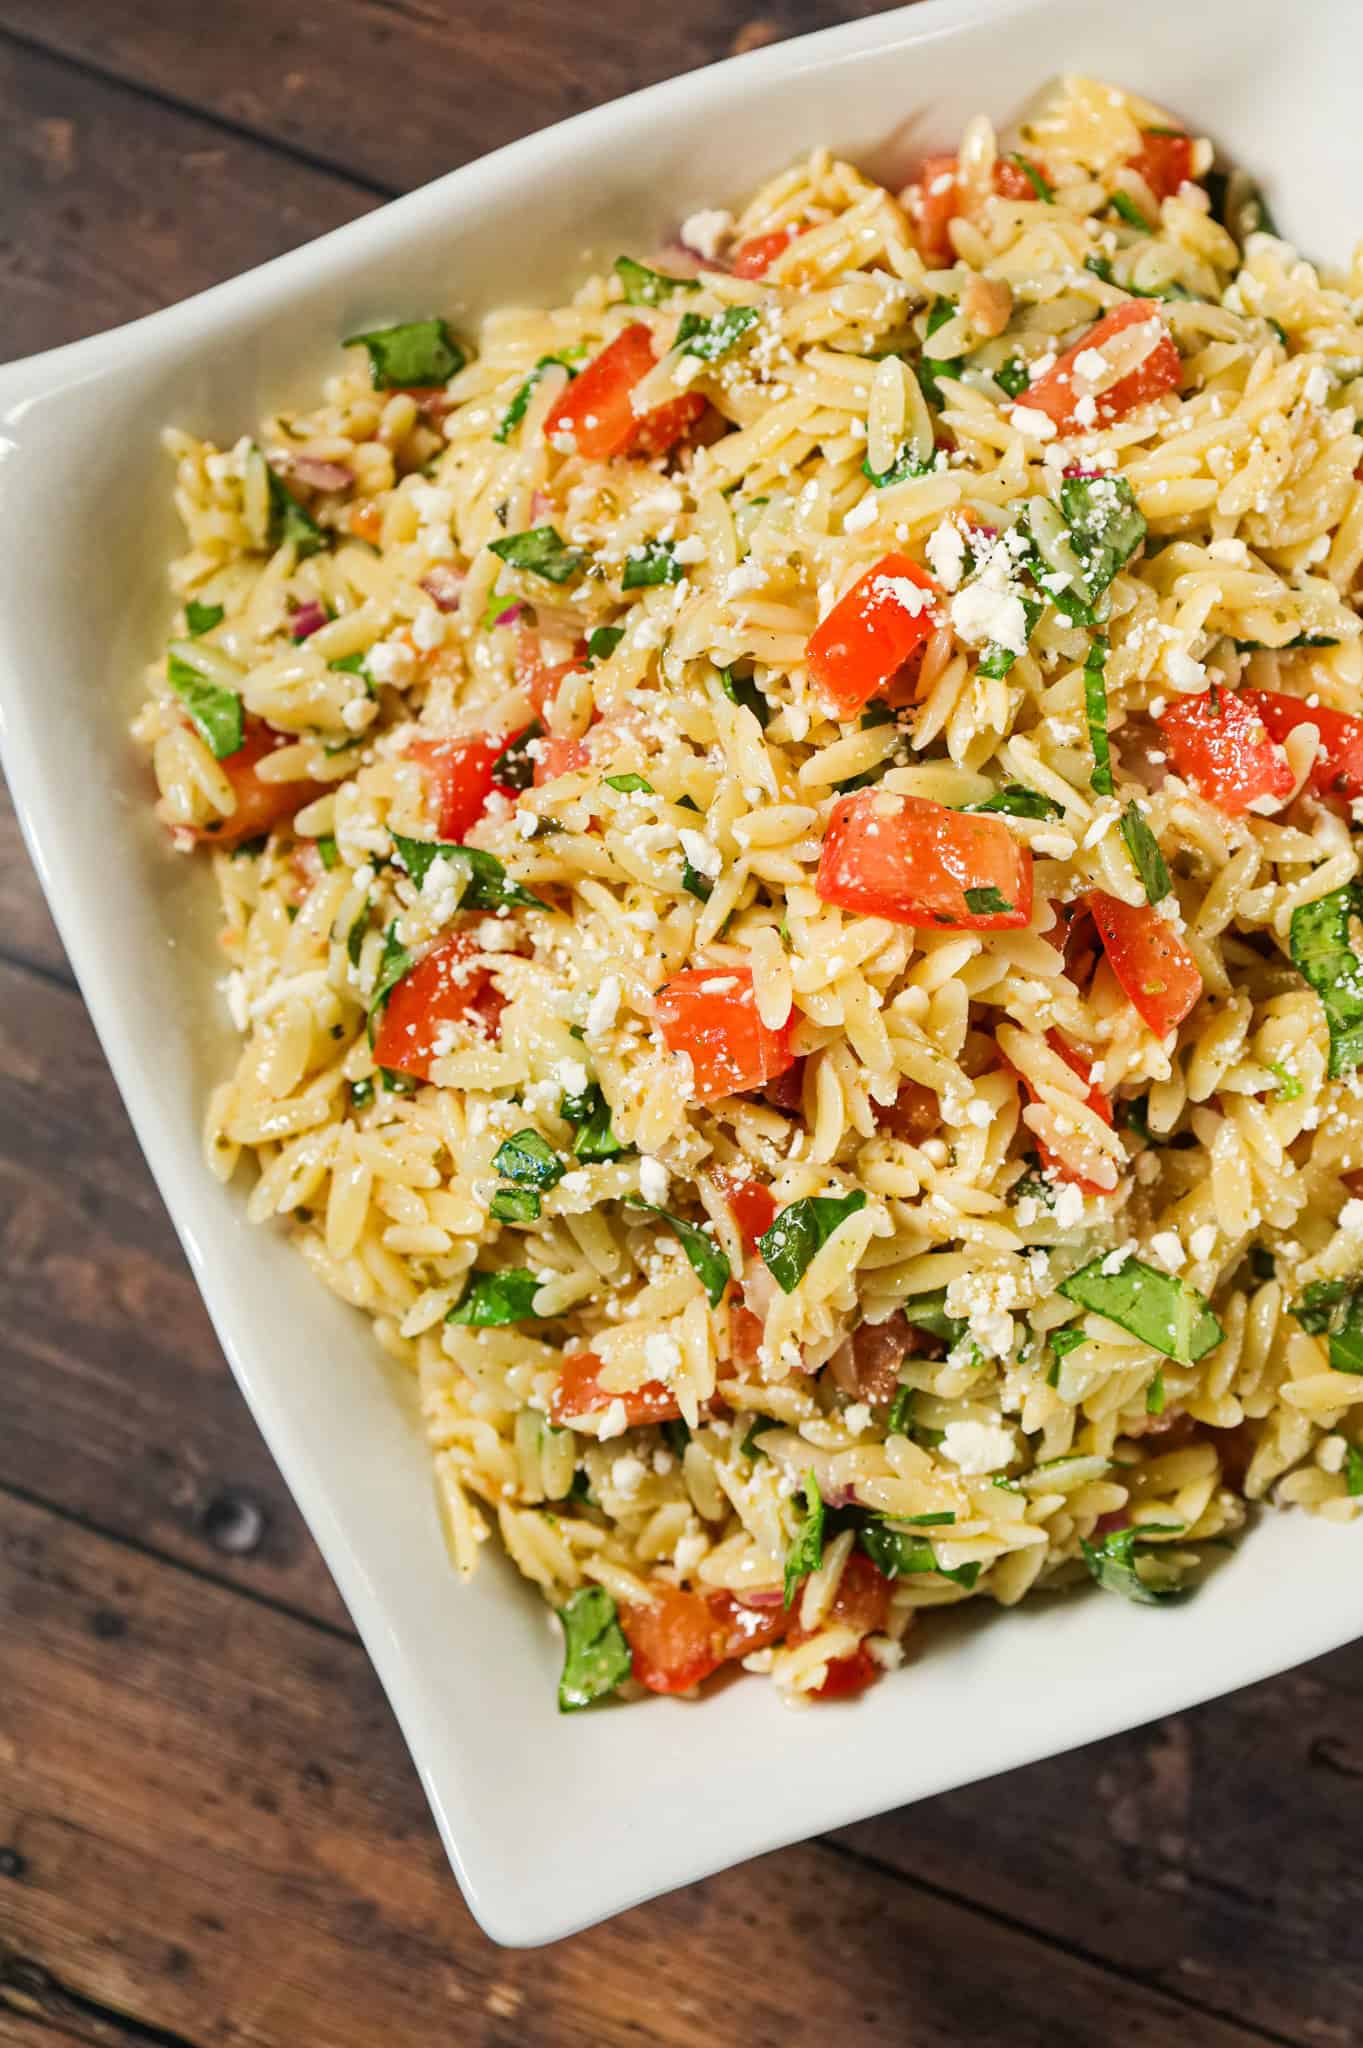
[
  {"left": 672, "top": 534, "right": 707, "bottom": 565},
  {"left": 1316, "top": 1434, "right": 1348, "bottom": 1475},
  {"left": 951, "top": 581, "right": 1029, "bottom": 656},
  {"left": 1165, "top": 646, "right": 1207, "bottom": 691},
  {"left": 365, "top": 639, "right": 416, "bottom": 687},
  {"left": 598, "top": 1398, "right": 629, "bottom": 1441},
  {"left": 222, "top": 971, "right": 249, "bottom": 1033},
  {"left": 610, "top": 1453, "right": 648, "bottom": 1497},
  {"left": 843, "top": 1402, "right": 872, "bottom": 1435},
  {"left": 644, "top": 1332, "right": 683, "bottom": 1380},
  {"left": 870, "top": 573, "right": 934, "bottom": 616},
  {"left": 1073, "top": 392, "right": 1098, "bottom": 429},
  {"left": 585, "top": 974, "right": 621, "bottom": 1038},
  {"left": 925, "top": 518, "right": 967, "bottom": 592},
  {"left": 638, "top": 1156, "right": 669, "bottom": 1206},
  {"left": 1188, "top": 1223, "right": 1218, "bottom": 1263},
  {"left": 557, "top": 1058, "right": 589, "bottom": 1096},
  {"left": 1304, "top": 363, "right": 1331, "bottom": 407},
  {"left": 1052, "top": 1182, "right": 1087, "bottom": 1229},
  {"left": 843, "top": 493, "right": 880, "bottom": 534},
  {"left": 1149, "top": 1230, "right": 1184, "bottom": 1271},
  {"left": 941, "top": 1418, "right": 1017, "bottom": 1475},
  {"left": 411, "top": 603, "right": 446, "bottom": 653},
  {"left": 1010, "top": 404, "right": 1057, "bottom": 441},
  {"left": 679, "top": 829, "right": 722, "bottom": 879},
  {"left": 679, "top": 208, "right": 733, "bottom": 261}
]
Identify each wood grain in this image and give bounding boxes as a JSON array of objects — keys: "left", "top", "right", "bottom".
[{"left": 0, "top": 1492, "right": 1289, "bottom": 2048}]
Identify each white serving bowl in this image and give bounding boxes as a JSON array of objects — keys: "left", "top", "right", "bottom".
[{"left": 1, "top": 0, "right": 1358, "bottom": 1948}]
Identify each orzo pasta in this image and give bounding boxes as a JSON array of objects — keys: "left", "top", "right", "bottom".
[{"left": 136, "top": 75, "right": 1363, "bottom": 1709}]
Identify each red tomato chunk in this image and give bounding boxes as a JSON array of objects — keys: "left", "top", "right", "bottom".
[
  {"left": 542, "top": 324, "right": 705, "bottom": 463},
  {"left": 655, "top": 966, "right": 796, "bottom": 1104},
  {"left": 817, "top": 791, "right": 1033, "bottom": 930},
  {"left": 1130, "top": 130, "right": 1194, "bottom": 203},
  {"left": 1156, "top": 689, "right": 1293, "bottom": 816},
  {"left": 710, "top": 1167, "right": 779, "bottom": 1253},
  {"left": 1025, "top": 301, "right": 1180, "bottom": 433},
  {"left": 906, "top": 153, "right": 1053, "bottom": 266},
  {"left": 622, "top": 1586, "right": 724, "bottom": 1694},
  {"left": 1242, "top": 690, "right": 1363, "bottom": 803},
  {"left": 372, "top": 933, "right": 502, "bottom": 1081},
  {"left": 516, "top": 630, "right": 587, "bottom": 720},
  {"left": 812, "top": 1644, "right": 881, "bottom": 1699},
  {"left": 194, "top": 717, "right": 325, "bottom": 847},
  {"left": 788, "top": 1552, "right": 892, "bottom": 1647},
  {"left": 730, "top": 227, "right": 798, "bottom": 278},
  {"left": 1012, "top": 1031, "right": 1114, "bottom": 1194},
  {"left": 1087, "top": 890, "right": 1203, "bottom": 1038},
  {"left": 805, "top": 553, "right": 941, "bottom": 717},
  {"left": 707, "top": 1591, "right": 789, "bottom": 1660},
  {"left": 548, "top": 1350, "right": 682, "bottom": 1427},
  {"left": 407, "top": 733, "right": 507, "bottom": 841}
]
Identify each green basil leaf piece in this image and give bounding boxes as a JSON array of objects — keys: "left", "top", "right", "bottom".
[
  {"left": 900, "top": 1288, "right": 967, "bottom": 1348},
  {"left": 1346, "top": 1445, "right": 1363, "bottom": 1497},
  {"left": 675, "top": 305, "right": 761, "bottom": 362},
  {"left": 345, "top": 317, "right": 465, "bottom": 390},
  {"left": 885, "top": 1385, "right": 914, "bottom": 1437},
  {"left": 625, "top": 1197, "right": 731, "bottom": 1307},
  {"left": 605, "top": 773, "right": 653, "bottom": 794},
  {"left": 614, "top": 255, "right": 702, "bottom": 306},
  {"left": 759, "top": 1190, "right": 868, "bottom": 1294},
  {"left": 493, "top": 355, "right": 577, "bottom": 443},
  {"left": 1081, "top": 1524, "right": 1192, "bottom": 1605},
  {"left": 557, "top": 1586, "right": 632, "bottom": 1711},
  {"left": 488, "top": 525, "right": 583, "bottom": 584},
  {"left": 1120, "top": 801, "right": 1172, "bottom": 904},
  {"left": 262, "top": 457, "right": 328, "bottom": 559},
  {"left": 446, "top": 1266, "right": 544, "bottom": 1327},
  {"left": 348, "top": 1076, "right": 375, "bottom": 1111},
  {"left": 621, "top": 539, "right": 681, "bottom": 590},
  {"left": 783, "top": 1471, "right": 825, "bottom": 1607},
  {"left": 718, "top": 664, "right": 771, "bottom": 728},
  {"left": 1084, "top": 636, "right": 1115, "bottom": 797},
  {"left": 1058, "top": 1254, "right": 1223, "bottom": 1366},
  {"left": 390, "top": 832, "right": 545, "bottom": 910},
  {"left": 491, "top": 721, "right": 541, "bottom": 793},
  {"left": 493, "top": 1129, "right": 564, "bottom": 1190},
  {"left": 1008, "top": 153, "right": 1054, "bottom": 202},
  {"left": 1145, "top": 1366, "right": 1166, "bottom": 1415},
  {"left": 491, "top": 1187, "right": 541, "bottom": 1223},
  {"left": 559, "top": 1080, "right": 624, "bottom": 1162},
  {"left": 858, "top": 1519, "right": 981, "bottom": 1589},
  {"left": 681, "top": 859, "right": 714, "bottom": 903},
  {"left": 588, "top": 625, "right": 626, "bottom": 663},
  {"left": 1108, "top": 192, "right": 1154, "bottom": 233},
  {"left": 964, "top": 885, "right": 1013, "bottom": 916},
  {"left": 966, "top": 784, "right": 1060, "bottom": 819},
  {"left": 994, "top": 357, "right": 1031, "bottom": 399},
  {"left": 167, "top": 651, "right": 243, "bottom": 760},
  {"left": 1289, "top": 882, "right": 1363, "bottom": 1078},
  {"left": 1060, "top": 476, "right": 1147, "bottom": 612},
  {"left": 1292, "top": 1278, "right": 1363, "bottom": 1375},
  {"left": 862, "top": 446, "right": 932, "bottom": 488},
  {"left": 368, "top": 922, "right": 414, "bottom": 1022},
  {"left": 186, "top": 599, "right": 224, "bottom": 636}
]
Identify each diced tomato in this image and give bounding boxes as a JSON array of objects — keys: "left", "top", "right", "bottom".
[
  {"left": 1130, "top": 130, "right": 1194, "bottom": 203},
  {"left": 1087, "top": 889, "right": 1203, "bottom": 1038},
  {"left": 655, "top": 966, "right": 797, "bottom": 1104},
  {"left": 817, "top": 791, "right": 1032, "bottom": 931},
  {"left": 707, "top": 1591, "right": 789, "bottom": 1660},
  {"left": 407, "top": 733, "right": 508, "bottom": 840},
  {"left": 730, "top": 227, "right": 798, "bottom": 278},
  {"left": 993, "top": 156, "right": 1046, "bottom": 200},
  {"left": 1242, "top": 690, "right": 1363, "bottom": 803},
  {"left": 1024, "top": 301, "right": 1181, "bottom": 433},
  {"left": 542, "top": 323, "right": 706, "bottom": 463},
  {"left": 372, "top": 932, "right": 501, "bottom": 1081},
  {"left": 813, "top": 1644, "right": 881, "bottom": 1699},
  {"left": 829, "top": 1311, "right": 925, "bottom": 1404},
  {"left": 789, "top": 1551, "right": 892, "bottom": 1647},
  {"left": 515, "top": 631, "right": 587, "bottom": 720},
  {"left": 805, "top": 553, "right": 941, "bottom": 718},
  {"left": 728, "top": 1302, "right": 765, "bottom": 1377},
  {"left": 1156, "top": 689, "right": 1294, "bottom": 816},
  {"left": 193, "top": 716, "right": 324, "bottom": 848},
  {"left": 533, "top": 732, "right": 591, "bottom": 785},
  {"left": 906, "top": 153, "right": 963, "bottom": 267},
  {"left": 762, "top": 1056, "right": 806, "bottom": 1114},
  {"left": 873, "top": 1080, "right": 940, "bottom": 1143},
  {"left": 710, "top": 1167, "right": 778, "bottom": 1254},
  {"left": 548, "top": 1350, "right": 682, "bottom": 1428},
  {"left": 622, "top": 1585, "right": 724, "bottom": 1694},
  {"left": 1012, "top": 1030, "right": 1113, "bottom": 1193}
]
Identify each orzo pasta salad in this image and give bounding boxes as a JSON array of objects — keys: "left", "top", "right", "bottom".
[{"left": 137, "top": 75, "right": 1363, "bottom": 1710}]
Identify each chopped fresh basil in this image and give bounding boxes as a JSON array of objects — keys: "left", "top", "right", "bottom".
[
  {"left": 621, "top": 540, "right": 681, "bottom": 590},
  {"left": 1108, "top": 191, "right": 1153, "bottom": 234},
  {"left": 900, "top": 1288, "right": 967, "bottom": 1348},
  {"left": 1084, "top": 254, "right": 1118, "bottom": 287},
  {"left": 681, "top": 856, "right": 714, "bottom": 903},
  {"left": 782, "top": 1471, "right": 825, "bottom": 1606},
  {"left": 488, "top": 525, "right": 583, "bottom": 585},
  {"left": 1058, "top": 1254, "right": 1223, "bottom": 1366},
  {"left": 167, "top": 651, "right": 243, "bottom": 760},
  {"left": 348, "top": 1077, "right": 375, "bottom": 1112},
  {"left": 1347, "top": 1445, "right": 1363, "bottom": 1497},
  {"left": 1120, "top": 801, "right": 1172, "bottom": 904},
  {"left": 1248, "top": 1245, "right": 1276, "bottom": 1282},
  {"left": 1084, "top": 636, "right": 1115, "bottom": 797},
  {"left": 1060, "top": 475, "right": 1147, "bottom": 614},
  {"left": 664, "top": 1418, "right": 692, "bottom": 1459},
  {"left": 381, "top": 1067, "right": 417, "bottom": 1095},
  {"left": 605, "top": 773, "right": 653, "bottom": 794},
  {"left": 759, "top": 1190, "right": 868, "bottom": 1294},
  {"left": 557, "top": 1585, "right": 632, "bottom": 1711},
  {"left": 390, "top": 832, "right": 545, "bottom": 911},
  {"left": 587, "top": 625, "right": 625, "bottom": 664},
  {"left": 741, "top": 1416, "right": 776, "bottom": 1460},
  {"left": 994, "top": 356, "right": 1031, "bottom": 399},
  {"left": 345, "top": 317, "right": 465, "bottom": 390},
  {"left": 885, "top": 1385, "right": 915, "bottom": 1436},
  {"left": 858, "top": 1519, "right": 981, "bottom": 1589},
  {"left": 1120, "top": 1094, "right": 1160, "bottom": 1146},
  {"left": 493, "top": 355, "right": 577, "bottom": 443},
  {"left": 675, "top": 305, "right": 761, "bottom": 361},
  {"left": 316, "top": 834, "right": 339, "bottom": 870},
  {"left": 185, "top": 599, "right": 224, "bottom": 636},
  {"left": 447, "top": 1265, "right": 543, "bottom": 1327},
  {"left": 491, "top": 721, "right": 541, "bottom": 793},
  {"left": 560, "top": 1080, "right": 624, "bottom": 1162},
  {"left": 614, "top": 255, "right": 702, "bottom": 306},
  {"left": 263, "top": 458, "right": 328, "bottom": 558},
  {"left": 718, "top": 664, "right": 770, "bottom": 729},
  {"left": 967, "top": 784, "right": 1060, "bottom": 819},
  {"left": 1289, "top": 882, "right": 1363, "bottom": 1078},
  {"left": 368, "top": 922, "right": 413, "bottom": 1022},
  {"left": 626, "top": 1197, "right": 731, "bottom": 1307},
  {"left": 1146, "top": 1366, "right": 1166, "bottom": 1416},
  {"left": 1008, "top": 153, "right": 1054, "bottom": 202},
  {"left": 491, "top": 1187, "right": 541, "bottom": 1223},
  {"left": 327, "top": 651, "right": 373, "bottom": 697},
  {"left": 494, "top": 1129, "right": 564, "bottom": 1190},
  {"left": 1081, "top": 1524, "right": 1192, "bottom": 1605},
  {"left": 918, "top": 298, "right": 963, "bottom": 409},
  {"left": 906, "top": 1511, "right": 956, "bottom": 1527},
  {"left": 480, "top": 584, "right": 517, "bottom": 631},
  {"left": 964, "top": 885, "right": 1013, "bottom": 916},
  {"left": 1292, "top": 1278, "right": 1363, "bottom": 1375},
  {"left": 862, "top": 446, "right": 931, "bottom": 488},
  {"left": 345, "top": 905, "right": 368, "bottom": 969},
  {"left": 1269, "top": 1060, "right": 1303, "bottom": 1103},
  {"left": 1233, "top": 633, "right": 1338, "bottom": 653}
]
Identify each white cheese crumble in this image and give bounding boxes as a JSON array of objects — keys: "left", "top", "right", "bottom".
[
  {"left": 941, "top": 1418, "right": 1017, "bottom": 1475},
  {"left": 951, "top": 582, "right": 1029, "bottom": 657},
  {"left": 679, "top": 829, "right": 722, "bottom": 879},
  {"left": 638, "top": 1156, "right": 669, "bottom": 1206},
  {"left": 1010, "top": 404, "right": 1057, "bottom": 440},
  {"left": 925, "top": 518, "right": 967, "bottom": 592},
  {"left": 679, "top": 208, "right": 734, "bottom": 261},
  {"left": 585, "top": 975, "right": 621, "bottom": 1038}
]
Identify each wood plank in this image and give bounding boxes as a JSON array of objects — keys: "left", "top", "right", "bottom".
[
  {"left": 0, "top": 781, "right": 69, "bottom": 985},
  {"left": 0, "top": 1, "right": 893, "bottom": 199},
  {"left": 0, "top": 959, "right": 349, "bottom": 1628},
  {"left": 0, "top": 1490, "right": 1285, "bottom": 2048}
]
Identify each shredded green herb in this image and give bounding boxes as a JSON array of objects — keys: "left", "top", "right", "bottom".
[
  {"left": 1120, "top": 802, "right": 1172, "bottom": 904},
  {"left": 167, "top": 650, "right": 243, "bottom": 760},
  {"left": 493, "top": 355, "right": 577, "bottom": 443},
  {"left": 587, "top": 625, "right": 626, "bottom": 664},
  {"left": 675, "top": 305, "right": 761, "bottom": 361},
  {"left": 621, "top": 540, "right": 681, "bottom": 589},
  {"left": 185, "top": 599, "right": 224, "bottom": 636},
  {"left": 1058, "top": 1254, "right": 1222, "bottom": 1366},
  {"left": 1084, "top": 637, "right": 1115, "bottom": 796},
  {"left": 1289, "top": 882, "right": 1363, "bottom": 1078},
  {"left": 858, "top": 1519, "right": 981, "bottom": 1589},
  {"left": 493, "top": 1129, "right": 564, "bottom": 1190},
  {"left": 783, "top": 1471, "right": 825, "bottom": 1606},
  {"left": 625, "top": 1197, "right": 730, "bottom": 1307},
  {"left": 1108, "top": 191, "right": 1154, "bottom": 233},
  {"left": 491, "top": 722, "right": 541, "bottom": 793},
  {"left": 718, "top": 664, "right": 771, "bottom": 728},
  {"left": 491, "top": 1187, "right": 541, "bottom": 1223},
  {"left": 390, "top": 832, "right": 544, "bottom": 910},
  {"left": 964, "top": 885, "right": 1014, "bottom": 916},
  {"left": 614, "top": 255, "right": 701, "bottom": 306},
  {"left": 967, "top": 784, "right": 1059, "bottom": 819},
  {"left": 261, "top": 455, "right": 328, "bottom": 558},
  {"left": 316, "top": 834, "right": 339, "bottom": 871},
  {"left": 759, "top": 1190, "right": 868, "bottom": 1294},
  {"left": 488, "top": 525, "right": 583, "bottom": 584},
  {"left": 1292, "top": 1278, "right": 1363, "bottom": 1375},
  {"left": 560, "top": 1080, "right": 624, "bottom": 1162},
  {"left": 604, "top": 773, "right": 653, "bottom": 794},
  {"left": 1008, "top": 153, "right": 1054, "bottom": 202},
  {"left": 344, "top": 317, "right": 465, "bottom": 390},
  {"left": 1081, "top": 1523, "right": 1192, "bottom": 1605},
  {"left": 447, "top": 1266, "right": 544, "bottom": 1327},
  {"left": 557, "top": 1586, "right": 631, "bottom": 1710}
]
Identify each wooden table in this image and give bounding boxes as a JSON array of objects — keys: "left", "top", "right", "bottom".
[{"left": 1, "top": 8, "right": 1360, "bottom": 2043}]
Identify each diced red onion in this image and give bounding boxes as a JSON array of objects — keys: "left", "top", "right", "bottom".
[
  {"left": 1062, "top": 465, "right": 1106, "bottom": 481},
  {"left": 290, "top": 600, "right": 329, "bottom": 641},
  {"left": 530, "top": 489, "right": 552, "bottom": 522},
  {"left": 494, "top": 602, "right": 526, "bottom": 627},
  {"left": 420, "top": 567, "right": 465, "bottom": 613},
  {"left": 289, "top": 455, "right": 354, "bottom": 493},
  {"left": 666, "top": 235, "right": 722, "bottom": 276},
  {"left": 1094, "top": 1510, "right": 1130, "bottom": 1536}
]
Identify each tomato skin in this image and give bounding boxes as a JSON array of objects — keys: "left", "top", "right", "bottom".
[
  {"left": 548, "top": 1350, "right": 682, "bottom": 1427},
  {"left": 1012, "top": 1030, "right": 1114, "bottom": 1193},
  {"left": 1242, "top": 690, "right": 1363, "bottom": 803},
  {"left": 542, "top": 324, "right": 705, "bottom": 462},
  {"left": 873, "top": 1080, "right": 940, "bottom": 1143},
  {"left": 1025, "top": 301, "right": 1180, "bottom": 433},
  {"left": 730, "top": 227, "right": 797, "bottom": 278},
  {"left": 789, "top": 1551, "right": 893, "bottom": 1647},
  {"left": 516, "top": 631, "right": 587, "bottom": 720},
  {"left": 907, "top": 153, "right": 964, "bottom": 266},
  {"left": 533, "top": 732, "right": 591, "bottom": 785},
  {"left": 806, "top": 553, "right": 941, "bottom": 717},
  {"left": 710, "top": 1168, "right": 778, "bottom": 1253},
  {"left": 813, "top": 1644, "right": 881, "bottom": 1699},
  {"left": 407, "top": 734, "right": 507, "bottom": 840},
  {"left": 1130, "top": 130, "right": 1194, "bottom": 202},
  {"left": 1087, "top": 889, "right": 1203, "bottom": 1038},
  {"left": 194, "top": 716, "right": 324, "bottom": 847},
  {"left": 817, "top": 791, "right": 1033, "bottom": 931},
  {"left": 707, "top": 1591, "right": 789, "bottom": 1659},
  {"left": 1156, "top": 690, "right": 1294, "bottom": 816},
  {"left": 728, "top": 1302, "right": 765, "bottom": 1377},
  {"left": 655, "top": 966, "right": 796, "bottom": 1105},
  {"left": 372, "top": 933, "right": 502, "bottom": 1080},
  {"left": 622, "top": 1586, "right": 724, "bottom": 1694}
]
